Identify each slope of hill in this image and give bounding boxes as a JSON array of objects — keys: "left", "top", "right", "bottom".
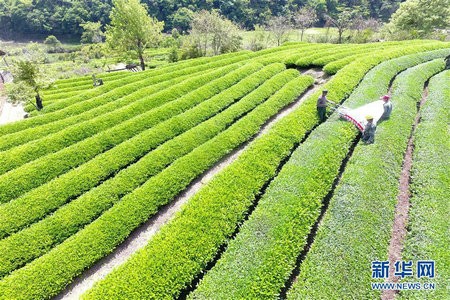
[{"left": 0, "top": 40, "right": 449, "bottom": 299}]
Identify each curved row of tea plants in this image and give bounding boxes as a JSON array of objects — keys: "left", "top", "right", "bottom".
[
  {"left": 292, "top": 40, "right": 415, "bottom": 68},
  {"left": 0, "top": 68, "right": 301, "bottom": 279},
  {"left": 308, "top": 41, "right": 408, "bottom": 66},
  {"left": 1, "top": 63, "right": 232, "bottom": 150},
  {"left": 294, "top": 44, "right": 358, "bottom": 67},
  {"left": 322, "top": 40, "right": 442, "bottom": 74},
  {"left": 0, "top": 64, "right": 246, "bottom": 173},
  {"left": 44, "top": 68, "right": 138, "bottom": 91},
  {"left": 0, "top": 63, "right": 262, "bottom": 202},
  {"left": 188, "top": 49, "right": 449, "bottom": 299},
  {"left": 0, "top": 63, "right": 278, "bottom": 238},
  {"left": 41, "top": 71, "right": 130, "bottom": 98},
  {"left": 0, "top": 73, "right": 314, "bottom": 300},
  {"left": 81, "top": 41, "right": 417, "bottom": 299},
  {"left": 287, "top": 59, "right": 445, "bottom": 300},
  {"left": 0, "top": 51, "right": 255, "bottom": 135},
  {"left": 260, "top": 44, "right": 335, "bottom": 66},
  {"left": 400, "top": 71, "right": 450, "bottom": 300}
]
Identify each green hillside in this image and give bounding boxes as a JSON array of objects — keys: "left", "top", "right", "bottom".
[{"left": 0, "top": 41, "right": 449, "bottom": 299}]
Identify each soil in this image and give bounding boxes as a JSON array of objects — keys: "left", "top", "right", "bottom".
[
  {"left": 381, "top": 86, "right": 428, "bottom": 300},
  {"left": 280, "top": 76, "right": 399, "bottom": 299},
  {"left": 54, "top": 144, "right": 254, "bottom": 299},
  {"left": 301, "top": 68, "right": 329, "bottom": 85},
  {"left": 179, "top": 76, "right": 332, "bottom": 299}
]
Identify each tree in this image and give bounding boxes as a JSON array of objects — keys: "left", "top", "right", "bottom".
[
  {"left": 325, "top": 8, "right": 355, "bottom": 43},
  {"left": 388, "top": 0, "right": 450, "bottom": 37},
  {"left": 106, "top": 0, "right": 164, "bottom": 70},
  {"left": 293, "top": 6, "right": 318, "bottom": 41},
  {"left": 171, "top": 7, "right": 194, "bottom": 33},
  {"left": 0, "top": 0, "right": 17, "bottom": 38},
  {"left": 267, "top": 15, "right": 292, "bottom": 46},
  {"left": 43, "top": 35, "right": 62, "bottom": 53},
  {"left": 368, "top": 0, "right": 402, "bottom": 21},
  {"left": 189, "top": 10, "right": 213, "bottom": 56},
  {"left": 7, "top": 42, "right": 54, "bottom": 110},
  {"left": 351, "top": 16, "right": 380, "bottom": 42},
  {"left": 216, "top": 18, "right": 242, "bottom": 54},
  {"left": 189, "top": 10, "right": 242, "bottom": 56},
  {"left": 5, "top": 81, "right": 34, "bottom": 106},
  {"left": 9, "top": 60, "right": 49, "bottom": 110},
  {"left": 248, "top": 25, "right": 271, "bottom": 51},
  {"left": 0, "top": 0, "right": 407, "bottom": 38},
  {"left": 80, "top": 21, "right": 105, "bottom": 44}
]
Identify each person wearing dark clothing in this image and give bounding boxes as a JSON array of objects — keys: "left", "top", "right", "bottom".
[
  {"left": 35, "top": 94, "right": 43, "bottom": 110},
  {"left": 362, "top": 115, "right": 376, "bottom": 144},
  {"left": 445, "top": 54, "right": 450, "bottom": 70},
  {"left": 317, "top": 90, "right": 329, "bottom": 122},
  {"left": 380, "top": 94, "right": 392, "bottom": 120},
  {"left": 92, "top": 74, "right": 104, "bottom": 87}
]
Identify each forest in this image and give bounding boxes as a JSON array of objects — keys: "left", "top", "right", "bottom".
[{"left": 0, "top": 0, "right": 402, "bottom": 38}]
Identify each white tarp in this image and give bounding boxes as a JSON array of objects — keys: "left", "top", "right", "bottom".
[{"left": 339, "top": 100, "right": 385, "bottom": 132}]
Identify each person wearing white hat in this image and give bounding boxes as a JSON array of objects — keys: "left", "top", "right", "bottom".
[{"left": 362, "top": 115, "right": 376, "bottom": 144}]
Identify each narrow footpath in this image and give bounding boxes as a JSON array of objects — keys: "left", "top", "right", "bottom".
[
  {"left": 55, "top": 70, "right": 330, "bottom": 300},
  {"left": 381, "top": 85, "right": 429, "bottom": 300}
]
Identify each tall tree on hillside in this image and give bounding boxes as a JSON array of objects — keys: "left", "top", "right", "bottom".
[
  {"left": 106, "top": 0, "right": 164, "bottom": 70},
  {"left": 171, "top": 7, "right": 195, "bottom": 33},
  {"left": 81, "top": 21, "right": 105, "bottom": 43},
  {"left": 9, "top": 60, "right": 49, "bottom": 110},
  {"left": 267, "top": 15, "right": 292, "bottom": 46},
  {"left": 351, "top": 16, "right": 380, "bottom": 42},
  {"left": 189, "top": 10, "right": 242, "bottom": 56},
  {"left": 388, "top": 0, "right": 450, "bottom": 37},
  {"left": 293, "top": 6, "right": 318, "bottom": 41},
  {"left": 43, "top": 35, "right": 62, "bottom": 53},
  {"left": 368, "top": 0, "right": 402, "bottom": 21},
  {"left": 325, "top": 8, "right": 355, "bottom": 43}
]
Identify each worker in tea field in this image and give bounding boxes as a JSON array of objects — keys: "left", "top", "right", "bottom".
[
  {"left": 362, "top": 115, "right": 376, "bottom": 144},
  {"left": 380, "top": 94, "right": 392, "bottom": 120},
  {"left": 445, "top": 54, "right": 450, "bottom": 70},
  {"left": 35, "top": 94, "right": 43, "bottom": 110},
  {"left": 92, "top": 74, "right": 104, "bottom": 87},
  {"left": 317, "top": 89, "right": 331, "bottom": 122}
]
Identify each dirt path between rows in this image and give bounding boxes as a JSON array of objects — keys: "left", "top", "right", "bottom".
[
  {"left": 381, "top": 86, "right": 428, "bottom": 300},
  {"left": 55, "top": 70, "right": 330, "bottom": 300},
  {"left": 179, "top": 73, "right": 332, "bottom": 299},
  {"left": 280, "top": 71, "right": 402, "bottom": 299}
]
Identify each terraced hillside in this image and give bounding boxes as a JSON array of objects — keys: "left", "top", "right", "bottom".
[{"left": 0, "top": 41, "right": 449, "bottom": 300}]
